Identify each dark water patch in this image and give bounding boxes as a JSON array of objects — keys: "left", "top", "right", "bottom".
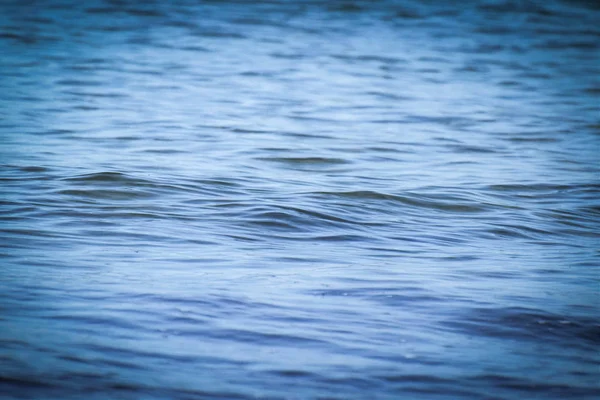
[
  {"left": 483, "top": 223, "right": 555, "bottom": 240},
  {"left": 123, "top": 7, "right": 165, "bottom": 18},
  {"left": 179, "top": 44, "right": 210, "bottom": 52},
  {"left": 0, "top": 375, "right": 58, "bottom": 390},
  {"left": 59, "top": 172, "right": 222, "bottom": 197},
  {"left": 56, "top": 189, "right": 156, "bottom": 201},
  {"left": 535, "top": 39, "right": 599, "bottom": 50},
  {"left": 468, "top": 374, "right": 599, "bottom": 399},
  {"left": 85, "top": 7, "right": 121, "bottom": 15},
  {"left": 366, "top": 91, "right": 414, "bottom": 101},
  {"left": 55, "top": 79, "right": 105, "bottom": 87},
  {"left": 314, "top": 190, "right": 490, "bottom": 214},
  {"left": 60, "top": 90, "right": 128, "bottom": 99},
  {"left": 1, "top": 228, "right": 63, "bottom": 239},
  {"left": 257, "top": 156, "right": 351, "bottom": 166},
  {"left": 446, "top": 144, "right": 498, "bottom": 154},
  {"left": 268, "top": 369, "right": 316, "bottom": 378},
  {"left": 188, "top": 27, "right": 247, "bottom": 39},
  {"left": 391, "top": 5, "right": 423, "bottom": 19},
  {"left": 487, "top": 183, "right": 595, "bottom": 194},
  {"left": 307, "top": 233, "right": 370, "bottom": 242},
  {"left": 331, "top": 54, "right": 406, "bottom": 65},
  {"left": 505, "top": 136, "right": 560, "bottom": 143},
  {"left": 0, "top": 32, "right": 40, "bottom": 45},
  {"left": 140, "top": 148, "right": 188, "bottom": 155},
  {"left": 444, "top": 307, "right": 600, "bottom": 348}
]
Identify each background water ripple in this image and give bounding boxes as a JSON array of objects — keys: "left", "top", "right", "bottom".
[{"left": 1, "top": 0, "right": 599, "bottom": 399}]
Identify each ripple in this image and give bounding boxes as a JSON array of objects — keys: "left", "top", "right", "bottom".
[
  {"left": 55, "top": 189, "right": 156, "bottom": 201},
  {"left": 444, "top": 307, "right": 600, "bottom": 347},
  {"left": 313, "top": 190, "right": 489, "bottom": 213},
  {"left": 1, "top": 0, "right": 599, "bottom": 399}
]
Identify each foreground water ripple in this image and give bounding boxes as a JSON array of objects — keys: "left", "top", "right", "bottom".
[{"left": 1, "top": 0, "right": 599, "bottom": 399}]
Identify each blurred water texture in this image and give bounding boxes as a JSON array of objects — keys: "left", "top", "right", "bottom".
[{"left": 0, "top": 0, "right": 599, "bottom": 399}]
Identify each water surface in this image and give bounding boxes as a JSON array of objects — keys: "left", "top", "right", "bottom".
[{"left": 1, "top": 0, "right": 599, "bottom": 399}]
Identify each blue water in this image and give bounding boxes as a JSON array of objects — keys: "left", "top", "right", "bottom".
[{"left": 1, "top": 0, "right": 599, "bottom": 399}]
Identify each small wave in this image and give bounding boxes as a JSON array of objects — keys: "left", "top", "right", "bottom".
[
  {"left": 443, "top": 307, "right": 600, "bottom": 347},
  {"left": 54, "top": 79, "right": 104, "bottom": 87},
  {"left": 446, "top": 144, "right": 498, "bottom": 154},
  {"left": 257, "top": 156, "right": 351, "bottom": 167},
  {"left": 0, "top": 375, "right": 57, "bottom": 390},
  {"left": 313, "top": 190, "right": 489, "bottom": 213},
  {"left": 467, "top": 374, "right": 599, "bottom": 398},
  {"left": 56, "top": 189, "right": 156, "bottom": 201}
]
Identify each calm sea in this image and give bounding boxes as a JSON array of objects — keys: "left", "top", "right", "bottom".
[{"left": 1, "top": 0, "right": 599, "bottom": 399}]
